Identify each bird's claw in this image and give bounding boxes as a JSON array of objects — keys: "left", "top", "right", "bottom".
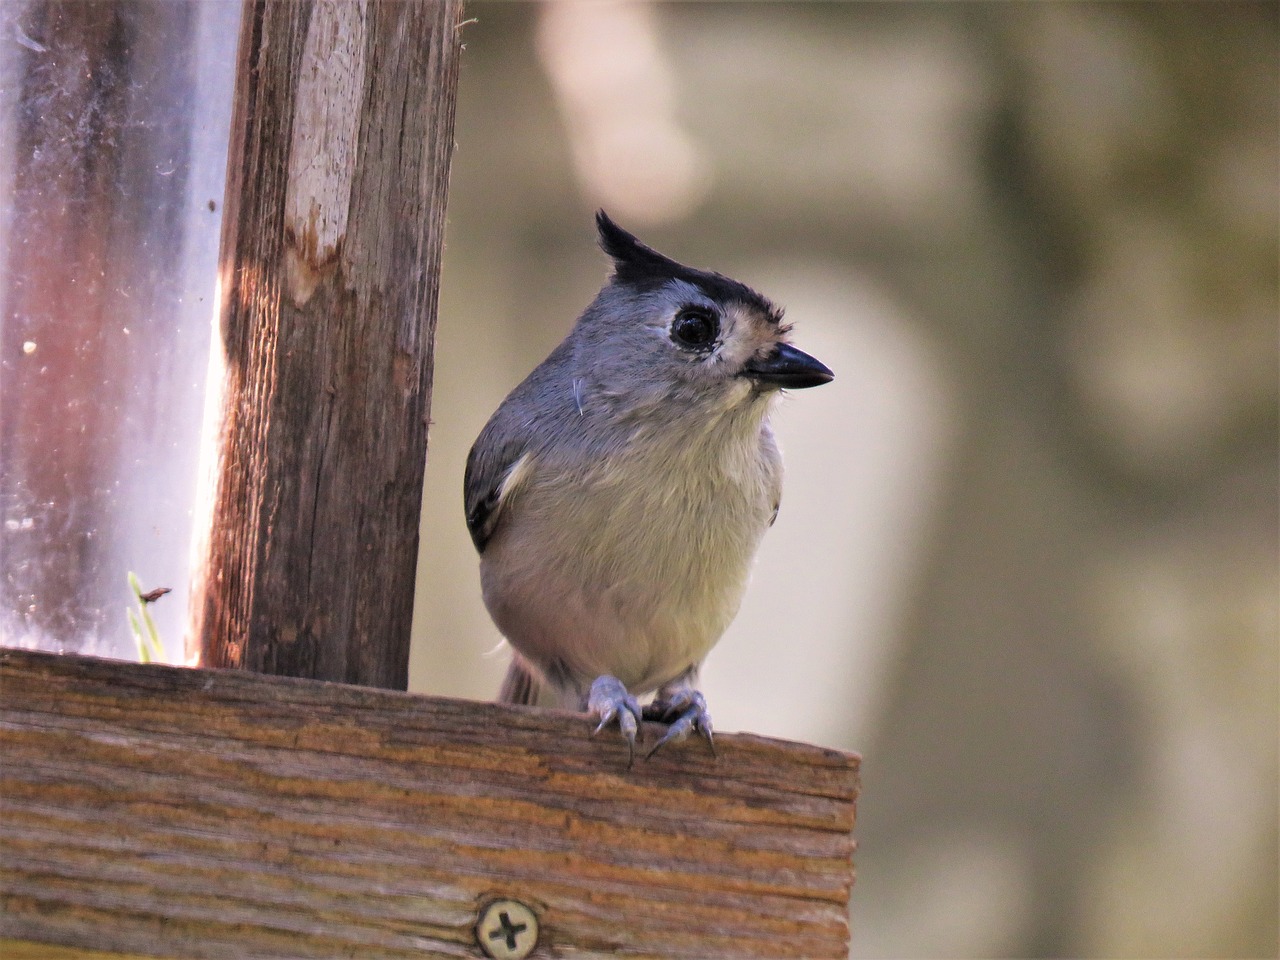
[
  {"left": 587, "top": 675, "right": 643, "bottom": 767},
  {"left": 643, "top": 688, "right": 715, "bottom": 759}
]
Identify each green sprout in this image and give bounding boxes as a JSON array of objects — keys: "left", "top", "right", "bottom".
[{"left": 127, "top": 572, "right": 169, "bottom": 664}]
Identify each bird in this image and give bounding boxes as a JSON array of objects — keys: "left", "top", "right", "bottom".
[{"left": 464, "top": 211, "right": 832, "bottom": 762}]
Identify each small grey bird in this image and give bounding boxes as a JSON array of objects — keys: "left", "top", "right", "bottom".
[{"left": 465, "top": 212, "right": 832, "bottom": 761}]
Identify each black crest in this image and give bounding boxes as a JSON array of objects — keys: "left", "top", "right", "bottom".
[
  {"left": 594, "top": 210, "right": 782, "bottom": 323},
  {"left": 595, "top": 210, "right": 685, "bottom": 286}
]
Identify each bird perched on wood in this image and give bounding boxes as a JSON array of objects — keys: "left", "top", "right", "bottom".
[{"left": 464, "top": 212, "right": 832, "bottom": 762}]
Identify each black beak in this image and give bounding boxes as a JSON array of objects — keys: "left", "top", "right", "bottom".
[{"left": 742, "top": 342, "right": 834, "bottom": 389}]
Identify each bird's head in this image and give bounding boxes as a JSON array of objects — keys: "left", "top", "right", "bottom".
[{"left": 574, "top": 212, "right": 833, "bottom": 410}]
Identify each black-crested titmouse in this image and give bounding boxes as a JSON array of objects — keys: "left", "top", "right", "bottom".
[{"left": 465, "top": 212, "right": 832, "bottom": 761}]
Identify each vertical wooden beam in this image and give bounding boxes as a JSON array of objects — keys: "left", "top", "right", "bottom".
[{"left": 187, "top": 0, "right": 464, "bottom": 687}]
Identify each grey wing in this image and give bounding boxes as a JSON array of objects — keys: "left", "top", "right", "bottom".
[
  {"left": 464, "top": 338, "right": 576, "bottom": 553},
  {"left": 463, "top": 417, "right": 531, "bottom": 554}
]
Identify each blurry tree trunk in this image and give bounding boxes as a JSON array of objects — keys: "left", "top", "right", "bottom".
[{"left": 187, "top": 0, "right": 464, "bottom": 688}]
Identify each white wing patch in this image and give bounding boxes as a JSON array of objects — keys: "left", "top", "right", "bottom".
[{"left": 496, "top": 452, "right": 535, "bottom": 516}]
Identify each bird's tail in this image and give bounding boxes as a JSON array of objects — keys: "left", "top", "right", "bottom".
[{"left": 498, "top": 656, "right": 543, "bottom": 706}]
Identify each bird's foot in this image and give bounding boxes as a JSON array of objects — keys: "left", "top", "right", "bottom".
[
  {"left": 587, "top": 674, "right": 643, "bottom": 767},
  {"left": 643, "top": 686, "right": 715, "bottom": 759}
]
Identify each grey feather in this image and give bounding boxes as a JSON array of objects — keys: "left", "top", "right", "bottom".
[{"left": 498, "top": 657, "right": 543, "bottom": 706}]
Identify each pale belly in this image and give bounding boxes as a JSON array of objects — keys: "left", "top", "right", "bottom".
[{"left": 480, "top": 452, "right": 774, "bottom": 699}]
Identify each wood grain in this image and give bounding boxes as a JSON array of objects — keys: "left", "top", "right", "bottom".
[
  {"left": 186, "top": 0, "right": 464, "bottom": 688},
  {"left": 0, "top": 650, "right": 859, "bottom": 958},
  {"left": 0, "top": 939, "right": 162, "bottom": 960}
]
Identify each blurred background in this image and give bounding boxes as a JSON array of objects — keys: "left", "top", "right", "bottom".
[
  {"left": 1, "top": 2, "right": 1275, "bottom": 957},
  {"left": 410, "top": 3, "right": 1278, "bottom": 957}
]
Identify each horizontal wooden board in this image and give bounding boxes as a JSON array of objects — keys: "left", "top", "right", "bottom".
[{"left": 0, "top": 649, "right": 858, "bottom": 958}]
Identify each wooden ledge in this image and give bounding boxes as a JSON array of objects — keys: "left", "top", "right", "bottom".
[{"left": 0, "top": 649, "right": 859, "bottom": 959}]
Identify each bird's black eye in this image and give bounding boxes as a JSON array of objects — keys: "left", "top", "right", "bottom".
[{"left": 670, "top": 307, "right": 719, "bottom": 351}]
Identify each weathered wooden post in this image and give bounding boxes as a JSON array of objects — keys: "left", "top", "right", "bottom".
[{"left": 187, "top": 0, "right": 462, "bottom": 688}]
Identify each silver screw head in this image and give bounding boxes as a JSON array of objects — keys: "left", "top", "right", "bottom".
[{"left": 475, "top": 898, "right": 539, "bottom": 960}]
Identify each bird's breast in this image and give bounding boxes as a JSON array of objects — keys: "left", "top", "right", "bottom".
[{"left": 481, "top": 414, "right": 779, "bottom": 695}]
